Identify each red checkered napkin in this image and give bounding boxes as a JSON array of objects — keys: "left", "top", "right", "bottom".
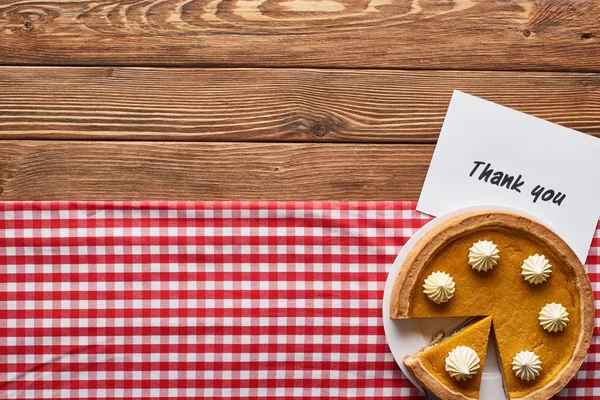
[{"left": 0, "top": 201, "right": 597, "bottom": 399}]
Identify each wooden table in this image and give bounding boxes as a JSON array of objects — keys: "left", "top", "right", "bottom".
[{"left": 0, "top": 0, "right": 599, "bottom": 201}]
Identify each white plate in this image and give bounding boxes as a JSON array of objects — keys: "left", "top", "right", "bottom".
[{"left": 382, "top": 205, "right": 545, "bottom": 400}]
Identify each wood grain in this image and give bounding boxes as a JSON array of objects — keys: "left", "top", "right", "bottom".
[
  {"left": 2, "top": 67, "right": 600, "bottom": 142},
  {"left": 0, "top": 0, "right": 599, "bottom": 70},
  {"left": 0, "top": 141, "right": 432, "bottom": 200}
]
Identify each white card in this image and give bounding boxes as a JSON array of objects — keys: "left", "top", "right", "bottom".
[{"left": 417, "top": 90, "right": 600, "bottom": 262}]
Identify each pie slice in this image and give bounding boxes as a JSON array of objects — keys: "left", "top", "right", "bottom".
[
  {"left": 391, "top": 211, "right": 594, "bottom": 399},
  {"left": 404, "top": 316, "right": 493, "bottom": 400}
]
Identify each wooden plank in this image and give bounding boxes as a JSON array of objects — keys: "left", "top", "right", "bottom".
[
  {"left": 0, "top": 1, "right": 599, "bottom": 70},
  {"left": 0, "top": 141, "right": 432, "bottom": 200},
  {"left": 1, "top": 67, "right": 600, "bottom": 142}
]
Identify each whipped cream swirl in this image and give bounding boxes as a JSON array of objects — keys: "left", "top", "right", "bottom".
[
  {"left": 468, "top": 240, "right": 500, "bottom": 272},
  {"left": 445, "top": 346, "right": 480, "bottom": 381},
  {"left": 512, "top": 351, "right": 542, "bottom": 381},
  {"left": 538, "top": 302, "right": 569, "bottom": 332},
  {"left": 423, "top": 271, "right": 455, "bottom": 304},
  {"left": 521, "top": 254, "right": 552, "bottom": 285}
]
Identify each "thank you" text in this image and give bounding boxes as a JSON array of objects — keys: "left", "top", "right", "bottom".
[{"left": 469, "top": 161, "right": 566, "bottom": 206}]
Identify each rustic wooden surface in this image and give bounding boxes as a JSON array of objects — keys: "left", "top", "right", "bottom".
[
  {"left": 0, "top": 0, "right": 598, "bottom": 200},
  {"left": 1, "top": 67, "right": 600, "bottom": 143},
  {"left": 1, "top": 0, "right": 599, "bottom": 71},
  {"left": 0, "top": 141, "right": 431, "bottom": 200}
]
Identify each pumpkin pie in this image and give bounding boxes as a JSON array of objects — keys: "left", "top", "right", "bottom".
[
  {"left": 404, "top": 316, "right": 493, "bottom": 400},
  {"left": 391, "top": 211, "right": 594, "bottom": 399}
]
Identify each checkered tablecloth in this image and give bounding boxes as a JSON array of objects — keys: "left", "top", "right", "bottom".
[{"left": 0, "top": 201, "right": 598, "bottom": 399}]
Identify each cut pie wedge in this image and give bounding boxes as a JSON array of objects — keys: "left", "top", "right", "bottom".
[
  {"left": 404, "top": 316, "right": 493, "bottom": 400},
  {"left": 391, "top": 211, "right": 594, "bottom": 400}
]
